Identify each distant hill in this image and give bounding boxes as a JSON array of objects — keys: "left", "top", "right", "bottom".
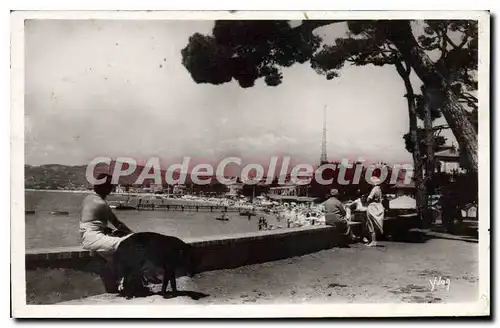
[
  {"left": 25, "top": 164, "right": 90, "bottom": 190},
  {"left": 25, "top": 162, "right": 414, "bottom": 191},
  {"left": 24, "top": 162, "right": 186, "bottom": 190}
]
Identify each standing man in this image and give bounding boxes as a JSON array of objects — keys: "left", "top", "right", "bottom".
[
  {"left": 382, "top": 195, "right": 390, "bottom": 211},
  {"left": 440, "top": 187, "right": 460, "bottom": 233}
]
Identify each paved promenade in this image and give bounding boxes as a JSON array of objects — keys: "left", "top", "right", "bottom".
[{"left": 61, "top": 234, "right": 478, "bottom": 305}]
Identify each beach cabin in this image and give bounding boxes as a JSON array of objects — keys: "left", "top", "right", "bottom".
[
  {"left": 461, "top": 203, "right": 478, "bottom": 220},
  {"left": 268, "top": 184, "right": 309, "bottom": 197}
]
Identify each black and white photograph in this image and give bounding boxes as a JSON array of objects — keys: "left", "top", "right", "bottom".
[{"left": 10, "top": 10, "right": 490, "bottom": 318}]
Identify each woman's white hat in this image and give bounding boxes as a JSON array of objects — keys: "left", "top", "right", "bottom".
[{"left": 371, "top": 176, "right": 381, "bottom": 185}]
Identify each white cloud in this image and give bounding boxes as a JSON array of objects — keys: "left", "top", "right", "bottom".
[{"left": 220, "top": 133, "right": 297, "bottom": 150}]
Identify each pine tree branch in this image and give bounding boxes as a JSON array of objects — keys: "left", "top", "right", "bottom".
[
  {"left": 294, "top": 20, "right": 345, "bottom": 35},
  {"left": 457, "top": 36, "right": 469, "bottom": 49},
  {"left": 462, "top": 91, "right": 478, "bottom": 102},
  {"left": 442, "top": 32, "right": 459, "bottom": 49}
]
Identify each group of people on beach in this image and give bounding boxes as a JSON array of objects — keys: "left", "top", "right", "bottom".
[
  {"left": 258, "top": 217, "right": 268, "bottom": 230},
  {"left": 322, "top": 176, "right": 385, "bottom": 247}
]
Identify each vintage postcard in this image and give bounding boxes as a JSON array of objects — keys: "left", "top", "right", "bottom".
[{"left": 11, "top": 10, "right": 490, "bottom": 318}]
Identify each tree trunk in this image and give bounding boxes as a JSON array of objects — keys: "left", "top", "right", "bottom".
[
  {"left": 395, "top": 60, "right": 425, "bottom": 223},
  {"left": 384, "top": 21, "right": 478, "bottom": 172},
  {"left": 423, "top": 88, "right": 436, "bottom": 227},
  {"left": 423, "top": 98, "right": 435, "bottom": 173}
]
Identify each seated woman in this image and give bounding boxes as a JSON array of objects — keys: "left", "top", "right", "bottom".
[{"left": 80, "top": 173, "right": 134, "bottom": 291}]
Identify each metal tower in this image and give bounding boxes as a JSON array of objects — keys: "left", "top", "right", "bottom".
[{"left": 320, "top": 106, "right": 328, "bottom": 165}]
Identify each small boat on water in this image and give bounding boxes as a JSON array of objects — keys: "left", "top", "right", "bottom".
[
  {"left": 50, "top": 211, "right": 69, "bottom": 216},
  {"left": 25, "top": 210, "right": 35, "bottom": 215},
  {"left": 110, "top": 202, "right": 137, "bottom": 210},
  {"left": 215, "top": 214, "right": 230, "bottom": 221}
]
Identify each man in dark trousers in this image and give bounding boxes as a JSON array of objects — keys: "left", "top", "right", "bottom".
[
  {"left": 382, "top": 196, "right": 390, "bottom": 211},
  {"left": 440, "top": 188, "right": 461, "bottom": 233}
]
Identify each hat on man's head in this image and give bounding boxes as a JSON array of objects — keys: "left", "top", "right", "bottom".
[
  {"left": 94, "top": 172, "right": 113, "bottom": 186},
  {"left": 96, "top": 172, "right": 111, "bottom": 180}
]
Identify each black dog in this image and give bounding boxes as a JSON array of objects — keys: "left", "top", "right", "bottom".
[{"left": 113, "top": 232, "right": 196, "bottom": 298}]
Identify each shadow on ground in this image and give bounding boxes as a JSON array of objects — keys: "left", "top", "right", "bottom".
[
  {"left": 382, "top": 218, "right": 478, "bottom": 244},
  {"left": 120, "top": 286, "right": 210, "bottom": 301},
  {"left": 385, "top": 229, "right": 478, "bottom": 244},
  {"left": 386, "top": 230, "right": 430, "bottom": 243},
  {"left": 162, "top": 290, "right": 210, "bottom": 300}
]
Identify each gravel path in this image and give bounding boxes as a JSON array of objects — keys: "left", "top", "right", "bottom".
[{"left": 61, "top": 237, "right": 478, "bottom": 305}]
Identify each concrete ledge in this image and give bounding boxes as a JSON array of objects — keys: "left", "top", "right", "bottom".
[
  {"left": 189, "top": 225, "right": 346, "bottom": 272},
  {"left": 26, "top": 247, "right": 92, "bottom": 262},
  {"left": 26, "top": 225, "right": 344, "bottom": 271}
]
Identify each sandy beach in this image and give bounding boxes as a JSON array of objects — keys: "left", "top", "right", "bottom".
[{"left": 59, "top": 235, "right": 478, "bottom": 305}]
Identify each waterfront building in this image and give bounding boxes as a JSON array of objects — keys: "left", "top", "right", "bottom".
[{"left": 435, "top": 144, "right": 466, "bottom": 175}]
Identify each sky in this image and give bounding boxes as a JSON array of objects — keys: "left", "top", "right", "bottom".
[{"left": 24, "top": 19, "right": 455, "bottom": 170}]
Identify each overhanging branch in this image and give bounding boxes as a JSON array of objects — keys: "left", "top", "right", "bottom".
[{"left": 294, "top": 20, "right": 346, "bottom": 35}]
